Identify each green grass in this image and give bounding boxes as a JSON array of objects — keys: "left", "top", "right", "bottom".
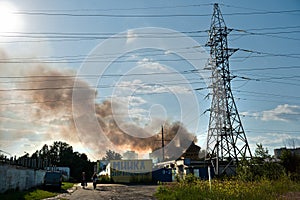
[
  {"left": 155, "top": 177, "right": 300, "bottom": 200},
  {"left": 61, "top": 182, "right": 74, "bottom": 190},
  {"left": 23, "top": 189, "right": 55, "bottom": 200},
  {"left": 0, "top": 182, "right": 74, "bottom": 200}
]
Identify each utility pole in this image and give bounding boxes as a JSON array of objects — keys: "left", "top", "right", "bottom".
[
  {"left": 205, "top": 3, "right": 252, "bottom": 175},
  {"left": 161, "top": 125, "right": 165, "bottom": 162}
]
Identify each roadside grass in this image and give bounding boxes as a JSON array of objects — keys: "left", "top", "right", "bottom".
[
  {"left": 0, "top": 182, "right": 74, "bottom": 200},
  {"left": 61, "top": 182, "right": 74, "bottom": 190},
  {"left": 155, "top": 176, "right": 300, "bottom": 200}
]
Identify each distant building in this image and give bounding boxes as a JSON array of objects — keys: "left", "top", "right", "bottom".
[
  {"left": 151, "top": 142, "right": 211, "bottom": 181},
  {"left": 181, "top": 141, "right": 201, "bottom": 160},
  {"left": 123, "top": 151, "right": 138, "bottom": 160},
  {"left": 105, "top": 159, "right": 152, "bottom": 183},
  {"left": 97, "top": 160, "right": 109, "bottom": 173},
  {"left": 274, "top": 147, "right": 300, "bottom": 158}
]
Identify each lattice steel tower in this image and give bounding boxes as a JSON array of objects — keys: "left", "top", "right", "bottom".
[{"left": 205, "top": 3, "right": 252, "bottom": 175}]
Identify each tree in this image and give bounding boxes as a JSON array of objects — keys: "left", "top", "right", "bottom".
[
  {"left": 0, "top": 153, "right": 6, "bottom": 162},
  {"left": 280, "top": 149, "right": 300, "bottom": 181},
  {"left": 31, "top": 150, "right": 39, "bottom": 159},
  {"left": 39, "top": 144, "right": 50, "bottom": 159},
  {"left": 254, "top": 143, "right": 271, "bottom": 162},
  {"left": 237, "top": 143, "right": 284, "bottom": 181},
  {"left": 47, "top": 141, "right": 95, "bottom": 181},
  {"left": 21, "top": 141, "right": 96, "bottom": 182},
  {"left": 102, "top": 150, "right": 122, "bottom": 161}
]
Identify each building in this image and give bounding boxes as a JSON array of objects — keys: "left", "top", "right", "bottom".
[
  {"left": 152, "top": 142, "right": 214, "bottom": 181},
  {"left": 181, "top": 141, "right": 201, "bottom": 160},
  {"left": 274, "top": 147, "right": 300, "bottom": 158},
  {"left": 106, "top": 159, "right": 152, "bottom": 183},
  {"left": 149, "top": 141, "right": 201, "bottom": 164},
  {"left": 96, "top": 160, "right": 109, "bottom": 174}
]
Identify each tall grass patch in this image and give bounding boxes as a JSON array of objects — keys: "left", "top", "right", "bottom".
[{"left": 155, "top": 175, "right": 300, "bottom": 200}]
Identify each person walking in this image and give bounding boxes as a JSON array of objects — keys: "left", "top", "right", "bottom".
[
  {"left": 91, "top": 172, "right": 98, "bottom": 190},
  {"left": 81, "top": 172, "right": 87, "bottom": 189}
]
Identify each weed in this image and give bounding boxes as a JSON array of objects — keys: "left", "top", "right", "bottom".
[{"left": 155, "top": 176, "right": 300, "bottom": 200}]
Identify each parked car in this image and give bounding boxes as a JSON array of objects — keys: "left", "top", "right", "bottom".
[{"left": 44, "top": 171, "right": 62, "bottom": 188}]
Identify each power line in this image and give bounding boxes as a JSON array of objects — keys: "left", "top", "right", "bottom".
[
  {"left": 231, "top": 29, "right": 300, "bottom": 41},
  {"left": 0, "top": 79, "right": 207, "bottom": 91},
  {"left": 235, "top": 90, "right": 300, "bottom": 100},
  {"left": 246, "top": 128, "right": 299, "bottom": 134},
  {"left": 3, "top": 25, "right": 299, "bottom": 36},
  {"left": 236, "top": 25, "right": 300, "bottom": 31},
  {"left": 1, "top": 28, "right": 299, "bottom": 39},
  {"left": 234, "top": 73, "right": 300, "bottom": 87},
  {"left": 236, "top": 96, "right": 298, "bottom": 104},
  {"left": 17, "top": 4, "right": 213, "bottom": 12},
  {"left": 0, "top": 63, "right": 299, "bottom": 84},
  {"left": 0, "top": 25, "right": 298, "bottom": 44},
  {"left": 0, "top": 82, "right": 299, "bottom": 106},
  {"left": 221, "top": 3, "right": 300, "bottom": 16},
  {"left": 0, "top": 46, "right": 208, "bottom": 62},
  {"left": 0, "top": 57, "right": 209, "bottom": 64},
  {"left": 238, "top": 49, "right": 300, "bottom": 59},
  {"left": 0, "top": 30, "right": 209, "bottom": 38},
  {"left": 0, "top": 47, "right": 299, "bottom": 64},
  {"left": 231, "top": 65, "right": 300, "bottom": 72},
  {"left": 14, "top": 9, "right": 300, "bottom": 17}
]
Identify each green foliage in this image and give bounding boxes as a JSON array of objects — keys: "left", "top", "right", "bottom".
[
  {"left": 156, "top": 143, "right": 300, "bottom": 199},
  {"left": 237, "top": 158, "right": 285, "bottom": 181},
  {"left": 280, "top": 149, "right": 300, "bottom": 181},
  {"left": 0, "top": 153, "right": 6, "bottom": 162},
  {"left": 155, "top": 177, "right": 300, "bottom": 200},
  {"left": 184, "top": 173, "right": 199, "bottom": 184},
  {"left": 98, "top": 175, "right": 114, "bottom": 183},
  {"left": 237, "top": 143, "right": 285, "bottom": 181},
  {"left": 175, "top": 174, "right": 181, "bottom": 182},
  {"left": 23, "top": 189, "right": 55, "bottom": 200},
  {"left": 61, "top": 182, "right": 74, "bottom": 190},
  {"left": 0, "top": 182, "right": 74, "bottom": 200},
  {"left": 102, "top": 150, "right": 122, "bottom": 161},
  {"left": 254, "top": 143, "right": 270, "bottom": 161},
  {"left": 22, "top": 141, "right": 95, "bottom": 182}
]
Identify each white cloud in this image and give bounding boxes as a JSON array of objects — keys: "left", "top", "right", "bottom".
[
  {"left": 240, "top": 111, "right": 260, "bottom": 119},
  {"left": 137, "top": 58, "right": 168, "bottom": 72},
  {"left": 247, "top": 131, "right": 300, "bottom": 155},
  {"left": 152, "top": 85, "right": 190, "bottom": 94},
  {"left": 241, "top": 104, "right": 300, "bottom": 122},
  {"left": 262, "top": 104, "right": 300, "bottom": 122},
  {"left": 115, "top": 79, "right": 190, "bottom": 95},
  {"left": 128, "top": 96, "right": 147, "bottom": 107},
  {"left": 164, "top": 50, "right": 173, "bottom": 55}
]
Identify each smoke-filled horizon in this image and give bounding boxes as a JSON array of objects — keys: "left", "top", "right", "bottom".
[{"left": 0, "top": 48, "right": 196, "bottom": 159}]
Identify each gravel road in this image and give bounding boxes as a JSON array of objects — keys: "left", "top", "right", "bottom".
[{"left": 46, "top": 183, "right": 159, "bottom": 200}]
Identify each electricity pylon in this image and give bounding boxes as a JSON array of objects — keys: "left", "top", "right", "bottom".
[{"left": 205, "top": 3, "right": 252, "bottom": 175}]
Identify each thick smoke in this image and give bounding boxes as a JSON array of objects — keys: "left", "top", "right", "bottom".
[{"left": 0, "top": 49, "right": 196, "bottom": 158}]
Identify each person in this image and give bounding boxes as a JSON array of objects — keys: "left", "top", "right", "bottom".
[
  {"left": 91, "top": 172, "right": 98, "bottom": 190},
  {"left": 81, "top": 172, "right": 87, "bottom": 189}
]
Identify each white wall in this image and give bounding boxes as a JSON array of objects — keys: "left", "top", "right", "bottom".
[{"left": 0, "top": 164, "right": 46, "bottom": 193}]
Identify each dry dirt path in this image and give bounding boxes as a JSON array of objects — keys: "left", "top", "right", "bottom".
[{"left": 48, "top": 183, "right": 159, "bottom": 200}]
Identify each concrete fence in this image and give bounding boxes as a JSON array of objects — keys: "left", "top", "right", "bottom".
[{"left": 0, "top": 164, "right": 46, "bottom": 193}]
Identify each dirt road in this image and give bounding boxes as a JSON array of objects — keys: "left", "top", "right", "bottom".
[{"left": 50, "top": 183, "right": 159, "bottom": 200}]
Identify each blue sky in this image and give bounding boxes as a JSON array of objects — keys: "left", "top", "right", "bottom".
[{"left": 0, "top": 0, "right": 299, "bottom": 160}]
